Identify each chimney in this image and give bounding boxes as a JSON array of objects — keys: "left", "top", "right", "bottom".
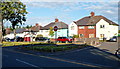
[
  {"left": 36, "top": 23, "right": 39, "bottom": 26},
  {"left": 55, "top": 18, "right": 59, "bottom": 22},
  {"left": 90, "top": 12, "right": 95, "bottom": 17}
]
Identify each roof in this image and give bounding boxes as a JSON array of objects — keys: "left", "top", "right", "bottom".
[
  {"left": 43, "top": 22, "right": 68, "bottom": 30},
  {"left": 24, "top": 25, "right": 43, "bottom": 32},
  {"left": 11, "top": 28, "right": 26, "bottom": 33},
  {"left": 31, "top": 25, "right": 43, "bottom": 32},
  {"left": 75, "top": 15, "right": 119, "bottom": 26}
]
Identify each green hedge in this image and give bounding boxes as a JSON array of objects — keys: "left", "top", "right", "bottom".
[{"left": 23, "top": 45, "right": 87, "bottom": 52}]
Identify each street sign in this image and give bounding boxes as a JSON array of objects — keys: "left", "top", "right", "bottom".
[{"left": 54, "top": 26, "right": 58, "bottom": 31}]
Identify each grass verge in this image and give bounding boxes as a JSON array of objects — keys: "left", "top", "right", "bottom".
[
  {"left": 22, "top": 44, "right": 88, "bottom": 52},
  {"left": 2, "top": 42, "right": 54, "bottom": 47}
]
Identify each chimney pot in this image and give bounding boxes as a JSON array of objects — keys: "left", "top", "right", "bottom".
[
  {"left": 55, "top": 18, "right": 59, "bottom": 22},
  {"left": 90, "top": 12, "right": 95, "bottom": 17},
  {"left": 36, "top": 23, "right": 39, "bottom": 26}
]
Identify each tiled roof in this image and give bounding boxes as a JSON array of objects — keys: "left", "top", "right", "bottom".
[
  {"left": 11, "top": 28, "right": 26, "bottom": 33},
  {"left": 31, "top": 25, "right": 42, "bottom": 32},
  {"left": 24, "top": 25, "right": 43, "bottom": 32},
  {"left": 43, "top": 22, "right": 68, "bottom": 30},
  {"left": 75, "top": 15, "right": 119, "bottom": 26}
]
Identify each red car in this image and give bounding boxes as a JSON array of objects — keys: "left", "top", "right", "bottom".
[{"left": 57, "top": 37, "right": 73, "bottom": 43}]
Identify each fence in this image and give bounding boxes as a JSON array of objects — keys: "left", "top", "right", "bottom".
[{"left": 74, "top": 38, "right": 99, "bottom": 46}]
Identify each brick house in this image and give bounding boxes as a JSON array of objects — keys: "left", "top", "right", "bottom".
[{"left": 69, "top": 12, "right": 119, "bottom": 40}]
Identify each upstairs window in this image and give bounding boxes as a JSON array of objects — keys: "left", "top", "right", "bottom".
[
  {"left": 71, "top": 26, "right": 74, "bottom": 30},
  {"left": 79, "top": 26, "right": 84, "bottom": 29},
  {"left": 88, "top": 26, "right": 94, "bottom": 29},
  {"left": 100, "top": 25, "right": 105, "bottom": 28}
]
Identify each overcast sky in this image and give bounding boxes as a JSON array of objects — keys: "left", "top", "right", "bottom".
[{"left": 4, "top": 0, "right": 120, "bottom": 29}]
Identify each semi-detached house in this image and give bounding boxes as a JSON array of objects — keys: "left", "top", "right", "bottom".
[
  {"left": 38, "top": 18, "right": 68, "bottom": 38},
  {"left": 69, "top": 12, "right": 119, "bottom": 40}
]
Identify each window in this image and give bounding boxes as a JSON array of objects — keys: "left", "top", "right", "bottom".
[
  {"left": 71, "top": 26, "right": 74, "bottom": 30},
  {"left": 89, "top": 34, "right": 94, "bottom": 38},
  {"left": 41, "top": 30, "right": 43, "bottom": 32},
  {"left": 100, "top": 25, "right": 105, "bottom": 28},
  {"left": 100, "top": 34, "right": 104, "bottom": 38},
  {"left": 79, "top": 34, "right": 84, "bottom": 37},
  {"left": 79, "top": 26, "right": 84, "bottom": 29},
  {"left": 88, "top": 26, "right": 94, "bottom": 29}
]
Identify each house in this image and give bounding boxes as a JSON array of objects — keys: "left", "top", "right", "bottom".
[
  {"left": 24, "top": 23, "right": 43, "bottom": 37},
  {"left": 23, "top": 23, "right": 44, "bottom": 41},
  {"left": 39, "top": 18, "right": 68, "bottom": 38},
  {"left": 69, "top": 12, "right": 119, "bottom": 40},
  {"left": 5, "top": 28, "right": 11, "bottom": 35},
  {"left": 4, "top": 28, "right": 26, "bottom": 39}
]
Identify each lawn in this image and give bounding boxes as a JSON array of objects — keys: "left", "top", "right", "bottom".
[
  {"left": 2, "top": 42, "right": 74, "bottom": 47},
  {"left": 2, "top": 42, "right": 53, "bottom": 47}
]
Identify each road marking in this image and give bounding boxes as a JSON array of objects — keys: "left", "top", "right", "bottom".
[
  {"left": 39, "top": 56, "right": 111, "bottom": 68},
  {"left": 16, "top": 59, "right": 38, "bottom": 67},
  {"left": 4, "top": 48, "right": 112, "bottom": 68}
]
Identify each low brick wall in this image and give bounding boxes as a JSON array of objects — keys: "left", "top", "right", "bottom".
[{"left": 74, "top": 38, "right": 99, "bottom": 46}]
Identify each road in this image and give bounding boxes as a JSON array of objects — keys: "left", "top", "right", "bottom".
[
  {"left": 2, "top": 48, "right": 87, "bottom": 68},
  {"left": 2, "top": 46, "right": 120, "bottom": 69}
]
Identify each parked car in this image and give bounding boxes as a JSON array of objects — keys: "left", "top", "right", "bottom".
[
  {"left": 109, "top": 36, "right": 118, "bottom": 42},
  {"left": 35, "top": 37, "right": 50, "bottom": 43},
  {"left": 57, "top": 37, "right": 73, "bottom": 43},
  {"left": 3, "top": 38, "right": 14, "bottom": 42},
  {"left": 16, "top": 37, "right": 24, "bottom": 42}
]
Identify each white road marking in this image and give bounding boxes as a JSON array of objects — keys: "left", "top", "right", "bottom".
[{"left": 16, "top": 59, "right": 38, "bottom": 67}]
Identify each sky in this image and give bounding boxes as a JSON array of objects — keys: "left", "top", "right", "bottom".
[{"left": 4, "top": 0, "right": 120, "bottom": 29}]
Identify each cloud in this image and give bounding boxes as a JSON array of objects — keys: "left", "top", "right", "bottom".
[
  {"left": 21, "top": 0, "right": 119, "bottom": 2},
  {"left": 23, "top": 2, "right": 119, "bottom": 27},
  {"left": 83, "top": 2, "right": 118, "bottom": 23},
  {"left": 104, "top": 10, "right": 114, "bottom": 14}
]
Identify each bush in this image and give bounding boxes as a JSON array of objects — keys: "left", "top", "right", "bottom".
[
  {"left": 36, "top": 34, "right": 43, "bottom": 37},
  {"left": 23, "top": 45, "right": 86, "bottom": 52},
  {"left": 73, "top": 35, "right": 79, "bottom": 38}
]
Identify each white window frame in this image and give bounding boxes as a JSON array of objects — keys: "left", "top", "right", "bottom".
[
  {"left": 89, "top": 34, "right": 94, "bottom": 38},
  {"left": 88, "top": 26, "right": 94, "bottom": 29},
  {"left": 79, "top": 26, "right": 84, "bottom": 29},
  {"left": 71, "top": 26, "right": 74, "bottom": 30}
]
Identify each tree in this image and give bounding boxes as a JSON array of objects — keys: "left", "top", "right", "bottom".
[
  {"left": 73, "top": 35, "right": 79, "bottom": 38},
  {"left": 49, "top": 27, "right": 54, "bottom": 37},
  {"left": 37, "top": 34, "right": 43, "bottom": 37},
  {"left": 0, "top": 0, "right": 28, "bottom": 43},
  {"left": 26, "top": 25, "right": 32, "bottom": 29}
]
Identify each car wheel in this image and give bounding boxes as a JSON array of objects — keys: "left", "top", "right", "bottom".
[
  {"left": 66, "top": 41, "right": 68, "bottom": 43},
  {"left": 69, "top": 41, "right": 72, "bottom": 43}
]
